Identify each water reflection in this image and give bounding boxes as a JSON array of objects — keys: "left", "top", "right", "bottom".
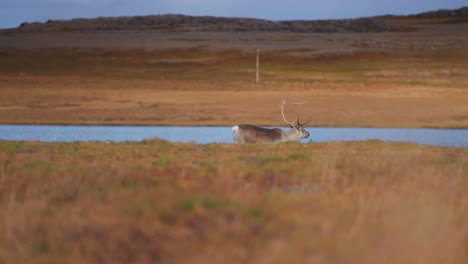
[{"left": 0, "top": 125, "right": 467, "bottom": 147}]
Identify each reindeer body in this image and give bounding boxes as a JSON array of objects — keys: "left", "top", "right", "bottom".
[
  {"left": 232, "top": 99, "right": 311, "bottom": 144},
  {"left": 232, "top": 124, "right": 309, "bottom": 144}
]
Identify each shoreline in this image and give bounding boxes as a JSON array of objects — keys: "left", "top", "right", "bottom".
[{"left": 2, "top": 123, "right": 468, "bottom": 129}]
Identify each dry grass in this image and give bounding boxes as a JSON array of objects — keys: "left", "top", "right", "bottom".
[
  {"left": 0, "top": 48, "right": 467, "bottom": 127},
  {"left": 0, "top": 140, "right": 467, "bottom": 263},
  {"left": 0, "top": 16, "right": 467, "bottom": 264},
  {"left": 1, "top": 17, "right": 468, "bottom": 128}
]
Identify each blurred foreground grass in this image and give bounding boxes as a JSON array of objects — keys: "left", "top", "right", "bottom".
[{"left": 0, "top": 140, "right": 467, "bottom": 263}]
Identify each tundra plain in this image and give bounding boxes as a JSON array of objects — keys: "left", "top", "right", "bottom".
[
  {"left": 0, "top": 16, "right": 467, "bottom": 127},
  {"left": 0, "top": 13, "right": 468, "bottom": 264}
]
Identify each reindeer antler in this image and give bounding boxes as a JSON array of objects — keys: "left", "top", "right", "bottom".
[
  {"left": 297, "top": 114, "right": 311, "bottom": 126},
  {"left": 280, "top": 99, "right": 311, "bottom": 126},
  {"left": 291, "top": 100, "right": 305, "bottom": 108},
  {"left": 279, "top": 98, "right": 296, "bottom": 126},
  {"left": 292, "top": 100, "right": 311, "bottom": 126}
]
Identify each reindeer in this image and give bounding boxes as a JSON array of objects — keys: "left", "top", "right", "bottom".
[{"left": 232, "top": 99, "right": 310, "bottom": 143}]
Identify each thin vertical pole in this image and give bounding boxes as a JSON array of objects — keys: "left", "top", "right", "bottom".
[{"left": 256, "top": 48, "right": 260, "bottom": 84}]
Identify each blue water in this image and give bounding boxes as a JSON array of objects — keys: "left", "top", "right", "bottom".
[{"left": 0, "top": 125, "right": 467, "bottom": 147}]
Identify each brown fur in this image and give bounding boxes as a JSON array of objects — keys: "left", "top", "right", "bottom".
[{"left": 236, "top": 124, "right": 283, "bottom": 143}]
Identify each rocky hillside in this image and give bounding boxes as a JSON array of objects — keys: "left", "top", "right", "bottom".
[
  {"left": 414, "top": 6, "right": 468, "bottom": 17},
  {"left": 17, "top": 15, "right": 396, "bottom": 33},
  {"left": 14, "top": 6, "right": 467, "bottom": 33}
]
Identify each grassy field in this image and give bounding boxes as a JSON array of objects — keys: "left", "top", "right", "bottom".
[
  {"left": 0, "top": 140, "right": 467, "bottom": 263},
  {"left": 0, "top": 48, "right": 467, "bottom": 127},
  {"left": 0, "top": 15, "right": 467, "bottom": 264},
  {"left": 0, "top": 16, "right": 467, "bottom": 127}
]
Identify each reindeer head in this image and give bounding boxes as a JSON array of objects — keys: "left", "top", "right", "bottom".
[
  {"left": 279, "top": 99, "right": 311, "bottom": 140},
  {"left": 292, "top": 122, "right": 310, "bottom": 139}
]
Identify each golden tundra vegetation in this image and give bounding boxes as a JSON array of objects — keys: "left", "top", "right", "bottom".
[
  {"left": 0, "top": 140, "right": 467, "bottom": 263},
  {"left": 0, "top": 47, "right": 467, "bottom": 127},
  {"left": 0, "top": 13, "right": 468, "bottom": 263}
]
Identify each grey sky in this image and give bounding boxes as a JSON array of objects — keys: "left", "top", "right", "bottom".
[{"left": 1, "top": 0, "right": 467, "bottom": 29}]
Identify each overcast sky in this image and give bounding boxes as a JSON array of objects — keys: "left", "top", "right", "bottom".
[{"left": 1, "top": 0, "right": 467, "bottom": 29}]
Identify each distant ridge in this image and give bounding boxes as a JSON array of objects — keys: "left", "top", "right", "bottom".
[
  {"left": 13, "top": 6, "right": 467, "bottom": 33},
  {"left": 413, "top": 6, "right": 468, "bottom": 17},
  {"left": 16, "top": 15, "right": 396, "bottom": 33}
]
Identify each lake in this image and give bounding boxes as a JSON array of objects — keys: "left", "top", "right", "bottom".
[{"left": 0, "top": 125, "right": 467, "bottom": 147}]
